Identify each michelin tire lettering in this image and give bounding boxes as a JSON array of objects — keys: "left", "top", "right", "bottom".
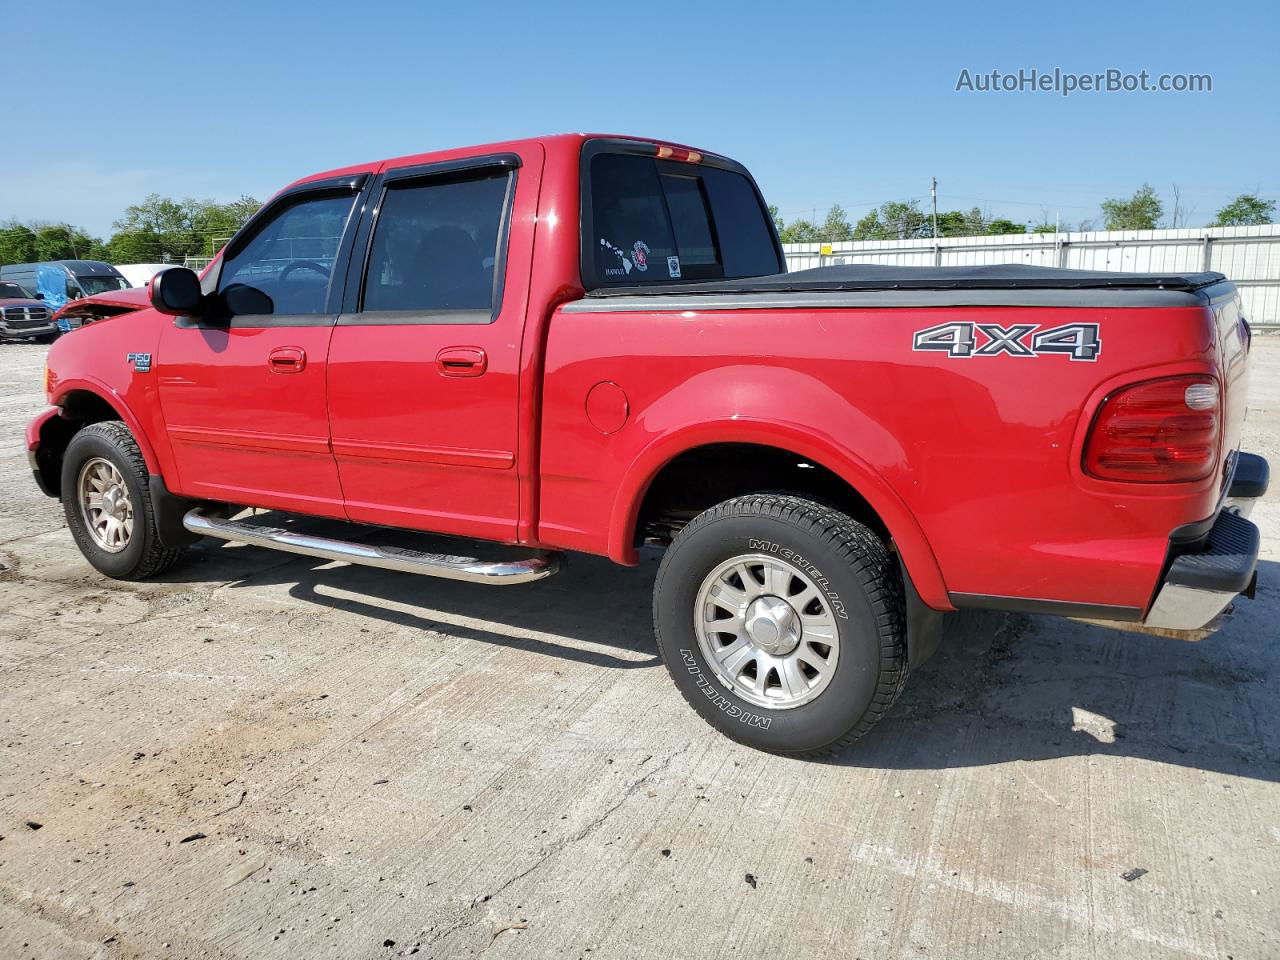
[
  {"left": 913, "top": 321, "right": 1101, "bottom": 361},
  {"left": 680, "top": 650, "right": 773, "bottom": 728},
  {"left": 746, "top": 537, "right": 849, "bottom": 620}
]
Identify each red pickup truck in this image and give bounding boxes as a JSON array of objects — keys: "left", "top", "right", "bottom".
[{"left": 27, "top": 134, "right": 1268, "bottom": 756}]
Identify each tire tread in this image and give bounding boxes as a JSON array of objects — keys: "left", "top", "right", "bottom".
[
  {"left": 64, "top": 421, "right": 185, "bottom": 580},
  {"left": 654, "top": 492, "right": 907, "bottom": 758}
]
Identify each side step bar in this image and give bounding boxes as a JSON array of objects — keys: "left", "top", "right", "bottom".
[{"left": 182, "top": 509, "right": 560, "bottom": 585}]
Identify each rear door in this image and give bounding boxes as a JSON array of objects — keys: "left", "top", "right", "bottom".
[
  {"left": 157, "top": 178, "right": 366, "bottom": 515},
  {"left": 326, "top": 146, "right": 541, "bottom": 541}
]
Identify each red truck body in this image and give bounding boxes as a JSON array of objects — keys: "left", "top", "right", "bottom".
[{"left": 27, "top": 133, "right": 1266, "bottom": 753}]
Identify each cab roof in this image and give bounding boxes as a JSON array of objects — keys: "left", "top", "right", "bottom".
[{"left": 283, "top": 133, "right": 719, "bottom": 192}]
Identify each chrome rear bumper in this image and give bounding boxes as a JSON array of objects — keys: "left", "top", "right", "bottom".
[
  {"left": 1222, "top": 450, "right": 1269, "bottom": 519},
  {"left": 1143, "top": 453, "right": 1267, "bottom": 630}
]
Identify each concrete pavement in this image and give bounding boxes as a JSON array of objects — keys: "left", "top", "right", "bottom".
[{"left": 0, "top": 339, "right": 1276, "bottom": 960}]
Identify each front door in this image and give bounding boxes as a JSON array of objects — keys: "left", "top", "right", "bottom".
[
  {"left": 326, "top": 149, "right": 539, "bottom": 542},
  {"left": 157, "top": 183, "right": 364, "bottom": 516}
]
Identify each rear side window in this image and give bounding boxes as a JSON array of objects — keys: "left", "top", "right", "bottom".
[
  {"left": 362, "top": 169, "right": 513, "bottom": 316},
  {"left": 585, "top": 152, "right": 780, "bottom": 289}
]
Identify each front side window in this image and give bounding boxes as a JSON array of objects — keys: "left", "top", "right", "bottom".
[
  {"left": 218, "top": 192, "right": 356, "bottom": 316},
  {"left": 361, "top": 169, "right": 512, "bottom": 315},
  {"left": 585, "top": 152, "right": 781, "bottom": 289}
]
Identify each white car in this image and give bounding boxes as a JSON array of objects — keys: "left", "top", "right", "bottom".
[{"left": 113, "top": 263, "right": 174, "bottom": 289}]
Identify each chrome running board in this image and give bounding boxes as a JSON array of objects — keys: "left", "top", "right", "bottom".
[{"left": 182, "top": 509, "right": 560, "bottom": 585}]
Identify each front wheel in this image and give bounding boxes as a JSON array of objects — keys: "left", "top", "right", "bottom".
[
  {"left": 61, "top": 421, "right": 185, "bottom": 580},
  {"left": 653, "top": 493, "right": 907, "bottom": 756}
]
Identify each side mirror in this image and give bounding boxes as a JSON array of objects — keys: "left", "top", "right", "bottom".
[
  {"left": 34, "top": 292, "right": 45, "bottom": 300},
  {"left": 149, "top": 268, "right": 203, "bottom": 317},
  {"left": 221, "top": 283, "right": 274, "bottom": 317}
]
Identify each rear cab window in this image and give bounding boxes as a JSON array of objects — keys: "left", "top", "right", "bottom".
[{"left": 581, "top": 141, "right": 782, "bottom": 290}]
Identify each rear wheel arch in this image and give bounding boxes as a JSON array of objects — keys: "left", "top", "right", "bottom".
[{"left": 611, "top": 429, "right": 951, "bottom": 610}]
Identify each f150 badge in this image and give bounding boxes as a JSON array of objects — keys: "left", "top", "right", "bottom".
[
  {"left": 126, "top": 352, "right": 152, "bottom": 373},
  {"left": 912, "top": 322, "right": 1100, "bottom": 361}
]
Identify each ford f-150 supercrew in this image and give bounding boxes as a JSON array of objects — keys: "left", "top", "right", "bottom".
[{"left": 27, "top": 134, "right": 1268, "bottom": 756}]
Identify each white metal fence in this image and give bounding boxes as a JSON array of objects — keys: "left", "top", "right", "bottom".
[{"left": 783, "top": 224, "right": 1280, "bottom": 328}]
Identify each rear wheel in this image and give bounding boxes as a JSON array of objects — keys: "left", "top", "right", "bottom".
[
  {"left": 653, "top": 493, "right": 907, "bottom": 756},
  {"left": 61, "top": 422, "right": 185, "bottom": 579}
]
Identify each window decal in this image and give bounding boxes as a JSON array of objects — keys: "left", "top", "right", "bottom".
[
  {"left": 631, "top": 241, "right": 650, "bottom": 272},
  {"left": 600, "top": 238, "right": 635, "bottom": 277}
]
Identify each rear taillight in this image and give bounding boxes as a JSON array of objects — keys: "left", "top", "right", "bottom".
[{"left": 1083, "top": 375, "right": 1221, "bottom": 483}]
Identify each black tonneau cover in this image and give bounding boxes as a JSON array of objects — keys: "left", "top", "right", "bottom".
[{"left": 586, "top": 263, "right": 1228, "bottom": 298}]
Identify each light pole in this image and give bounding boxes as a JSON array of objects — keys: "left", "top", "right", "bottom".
[{"left": 931, "top": 177, "right": 939, "bottom": 239}]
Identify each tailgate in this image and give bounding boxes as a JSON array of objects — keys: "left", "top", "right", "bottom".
[{"left": 1214, "top": 289, "right": 1251, "bottom": 502}]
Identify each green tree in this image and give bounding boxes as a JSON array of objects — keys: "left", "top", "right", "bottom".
[
  {"left": 934, "top": 210, "right": 966, "bottom": 237},
  {"left": 188, "top": 196, "right": 260, "bottom": 255},
  {"left": 0, "top": 220, "right": 38, "bottom": 265},
  {"left": 0, "top": 220, "right": 105, "bottom": 265},
  {"left": 934, "top": 207, "right": 989, "bottom": 237},
  {"left": 854, "top": 200, "right": 931, "bottom": 240},
  {"left": 33, "top": 224, "right": 105, "bottom": 261},
  {"left": 820, "top": 203, "right": 853, "bottom": 242},
  {"left": 105, "top": 230, "right": 163, "bottom": 264},
  {"left": 778, "top": 219, "right": 820, "bottom": 243},
  {"left": 851, "top": 209, "right": 882, "bottom": 240},
  {"left": 108, "top": 193, "right": 260, "bottom": 261},
  {"left": 1100, "top": 184, "right": 1162, "bottom": 230},
  {"left": 1213, "top": 194, "right": 1275, "bottom": 226},
  {"left": 984, "top": 218, "right": 1025, "bottom": 236}
]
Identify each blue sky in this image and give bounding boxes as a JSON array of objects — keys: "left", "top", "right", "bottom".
[{"left": 5, "top": 0, "right": 1277, "bottom": 235}]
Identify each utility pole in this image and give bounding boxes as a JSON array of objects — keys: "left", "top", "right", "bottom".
[{"left": 931, "top": 177, "right": 939, "bottom": 239}]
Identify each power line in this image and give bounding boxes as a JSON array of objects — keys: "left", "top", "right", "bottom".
[{"left": 938, "top": 192, "right": 1098, "bottom": 211}]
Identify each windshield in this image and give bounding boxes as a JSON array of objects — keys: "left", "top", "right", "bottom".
[
  {"left": 583, "top": 150, "right": 781, "bottom": 289},
  {"left": 0, "top": 281, "right": 32, "bottom": 299},
  {"left": 75, "top": 275, "right": 131, "bottom": 296}
]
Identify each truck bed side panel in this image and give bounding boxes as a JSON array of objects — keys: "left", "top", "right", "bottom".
[{"left": 539, "top": 302, "right": 1223, "bottom": 612}]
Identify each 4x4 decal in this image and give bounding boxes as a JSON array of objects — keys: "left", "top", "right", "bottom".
[{"left": 913, "top": 321, "right": 1101, "bottom": 361}]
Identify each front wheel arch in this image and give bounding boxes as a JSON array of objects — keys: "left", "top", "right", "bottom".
[{"left": 37, "top": 388, "right": 163, "bottom": 499}]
